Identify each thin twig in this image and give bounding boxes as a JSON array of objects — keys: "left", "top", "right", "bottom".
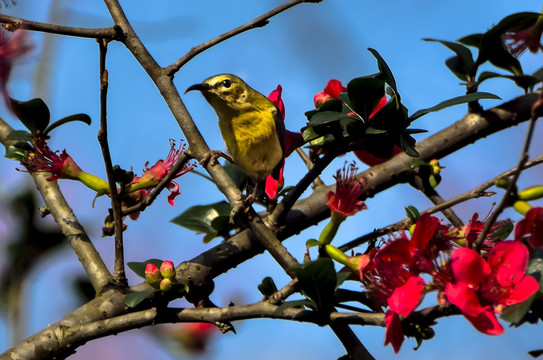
[
  {"left": 474, "top": 101, "right": 541, "bottom": 250},
  {"left": 96, "top": 39, "right": 126, "bottom": 285},
  {"left": 165, "top": 0, "right": 322, "bottom": 75},
  {"left": 296, "top": 147, "right": 325, "bottom": 188},
  {"left": 0, "top": 13, "right": 118, "bottom": 39}
]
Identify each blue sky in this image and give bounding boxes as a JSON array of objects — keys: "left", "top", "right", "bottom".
[{"left": 0, "top": 1, "right": 542, "bottom": 359}]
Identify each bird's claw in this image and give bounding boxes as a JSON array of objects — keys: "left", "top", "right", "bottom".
[{"left": 200, "top": 150, "right": 233, "bottom": 167}]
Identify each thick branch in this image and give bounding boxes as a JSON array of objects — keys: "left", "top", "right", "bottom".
[{"left": 0, "top": 118, "right": 111, "bottom": 292}]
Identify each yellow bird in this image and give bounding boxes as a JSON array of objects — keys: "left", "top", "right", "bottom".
[{"left": 186, "top": 74, "right": 285, "bottom": 200}]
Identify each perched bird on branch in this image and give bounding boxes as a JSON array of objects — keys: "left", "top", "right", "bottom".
[{"left": 186, "top": 74, "right": 286, "bottom": 206}]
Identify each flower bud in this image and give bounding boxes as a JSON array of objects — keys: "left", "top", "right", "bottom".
[
  {"left": 313, "top": 92, "right": 333, "bottom": 108},
  {"left": 145, "top": 263, "right": 162, "bottom": 288},
  {"left": 160, "top": 278, "right": 172, "bottom": 292},
  {"left": 513, "top": 200, "right": 532, "bottom": 215},
  {"left": 518, "top": 186, "right": 543, "bottom": 201},
  {"left": 160, "top": 260, "right": 176, "bottom": 279}
]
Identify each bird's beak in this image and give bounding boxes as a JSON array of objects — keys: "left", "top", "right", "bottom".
[{"left": 185, "top": 83, "right": 208, "bottom": 94}]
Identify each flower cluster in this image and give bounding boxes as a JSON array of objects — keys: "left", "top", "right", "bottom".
[
  {"left": 313, "top": 79, "right": 402, "bottom": 166},
  {"left": 145, "top": 260, "right": 176, "bottom": 291},
  {"left": 502, "top": 13, "right": 543, "bottom": 57},
  {"left": 354, "top": 213, "right": 538, "bottom": 353},
  {"left": 21, "top": 137, "right": 194, "bottom": 223}
]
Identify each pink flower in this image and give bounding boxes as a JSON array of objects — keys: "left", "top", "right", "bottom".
[
  {"left": 145, "top": 263, "right": 162, "bottom": 288},
  {"left": 127, "top": 140, "right": 194, "bottom": 206},
  {"left": 444, "top": 241, "right": 539, "bottom": 335},
  {"left": 326, "top": 162, "right": 367, "bottom": 217},
  {"left": 515, "top": 207, "right": 543, "bottom": 249},
  {"left": 160, "top": 260, "right": 175, "bottom": 279},
  {"left": 265, "top": 85, "right": 304, "bottom": 199},
  {"left": 21, "top": 137, "right": 82, "bottom": 181},
  {"left": 0, "top": 29, "right": 32, "bottom": 110}
]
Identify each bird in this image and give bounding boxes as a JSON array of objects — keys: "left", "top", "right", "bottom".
[{"left": 185, "top": 74, "right": 286, "bottom": 205}]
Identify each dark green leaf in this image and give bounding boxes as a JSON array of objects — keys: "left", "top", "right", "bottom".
[
  {"left": 477, "top": 71, "right": 541, "bottom": 91},
  {"left": 491, "top": 220, "right": 514, "bottom": 241},
  {"left": 532, "top": 67, "right": 543, "bottom": 81},
  {"left": 288, "top": 258, "right": 337, "bottom": 311},
  {"left": 4, "top": 145, "right": 27, "bottom": 161},
  {"left": 336, "top": 271, "right": 352, "bottom": 289},
  {"left": 223, "top": 162, "right": 247, "bottom": 190},
  {"left": 458, "top": 33, "right": 483, "bottom": 48},
  {"left": 10, "top": 98, "right": 50, "bottom": 135},
  {"left": 365, "top": 127, "right": 387, "bottom": 135},
  {"left": 405, "top": 206, "right": 420, "bottom": 223},
  {"left": 500, "top": 293, "right": 535, "bottom": 324},
  {"left": 302, "top": 126, "right": 320, "bottom": 142},
  {"left": 273, "top": 299, "right": 316, "bottom": 315},
  {"left": 347, "top": 75, "right": 385, "bottom": 121},
  {"left": 6, "top": 130, "right": 32, "bottom": 142},
  {"left": 44, "top": 113, "right": 92, "bottom": 136},
  {"left": 367, "top": 98, "right": 408, "bottom": 130},
  {"left": 308, "top": 111, "right": 353, "bottom": 127},
  {"left": 399, "top": 133, "right": 419, "bottom": 157},
  {"left": 528, "top": 349, "right": 543, "bottom": 358},
  {"left": 445, "top": 56, "right": 468, "bottom": 81},
  {"left": 124, "top": 289, "right": 159, "bottom": 308},
  {"left": 423, "top": 39, "right": 474, "bottom": 76},
  {"left": 527, "top": 249, "right": 543, "bottom": 296},
  {"left": 368, "top": 48, "right": 400, "bottom": 102},
  {"left": 318, "top": 98, "right": 344, "bottom": 112},
  {"left": 258, "top": 277, "right": 278, "bottom": 297},
  {"left": 409, "top": 92, "right": 501, "bottom": 121},
  {"left": 493, "top": 12, "right": 541, "bottom": 34},
  {"left": 127, "top": 259, "right": 163, "bottom": 279},
  {"left": 170, "top": 201, "right": 232, "bottom": 234}
]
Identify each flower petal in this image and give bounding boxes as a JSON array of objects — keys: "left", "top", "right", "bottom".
[
  {"left": 384, "top": 310, "right": 404, "bottom": 354},
  {"left": 387, "top": 276, "right": 425, "bottom": 317},
  {"left": 450, "top": 247, "right": 490, "bottom": 288},
  {"left": 487, "top": 241, "right": 529, "bottom": 287},
  {"left": 445, "top": 282, "right": 485, "bottom": 317},
  {"left": 462, "top": 306, "right": 504, "bottom": 335}
]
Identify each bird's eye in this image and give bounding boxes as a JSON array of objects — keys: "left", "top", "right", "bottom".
[{"left": 222, "top": 79, "right": 232, "bottom": 88}]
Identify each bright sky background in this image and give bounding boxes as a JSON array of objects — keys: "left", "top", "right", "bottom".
[{"left": 0, "top": 1, "right": 542, "bottom": 359}]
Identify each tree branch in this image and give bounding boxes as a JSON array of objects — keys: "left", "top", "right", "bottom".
[
  {"left": 165, "top": 0, "right": 323, "bottom": 75},
  {"left": 0, "top": 13, "right": 118, "bottom": 39}
]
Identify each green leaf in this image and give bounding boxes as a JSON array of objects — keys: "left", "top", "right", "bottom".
[
  {"left": 223, "top": 162, "right": 247, "bottom": 190},
  {"left": 5, "top": 145, "right": 27, "bottom": 161},
  {"left": 477, "top": 71, "right": 541, "bottom": 92},
  {"left": 273, "top": 299, "right": 316, "bottom": 315},
  {"left": 336, "top": 271, "right": 352, "bottom": 289},
  {"left": 306, "top": 239, "right": 319, "bottom": 248},
  {"left": 491, "top": 220, "right": 514, "bottom": 241},
  {"left": 367, "top": 97, "right": 408, "bottom": 130},
  {"left": 171, "top": 201, "right": 232, "bottom": 235},
  {"left": 127, "top": 259, "right": 163, "bottom": 279},
  {"left": 368, "top": 48, "right": 400, "bottom": 103},
  {"left": 399, "top": 133, "right": 419, "bottom": 157},
  {"left": 288, "top": 258, "right": 337, "bottom": 311},
  {"left": 124, "top": 289, "right": 159, "bottom": 308},
  {"left": 308, "top": 111, "right": 353, "bottom": 127},
  {"left": 6, "top": 130, "right": 32, "bottom": 142},
  {"left": 527, "top": 249, "right": 543, "bottom": 297},
  {"left": 10, "top": 98, "right": 50, "bottom": 135},
  {"left": 405, "top": 206, "right": 420, "bottom": 223},
  {"left": 500, "top": 293, "right": 535, "bottom": 324},
  {"left": 258, "top": 277, "right": 278, "bottom": 297},
  {"left": 43, "top": 113, "right": 92, "bottom": 136},
  {"left": 423, "top": 39, "right": 474, "bottom": 77},
  {"left": 445, "top": 56, "right": 469, "bottom": 81},
  {"left": 458, "top": 33, "right": 483, "bottom": 48},
  {"left": 528, "top": 349, "right": 543, "bottom": 358},
  {"left": 429, "top": 174, "right": 441, "bottom": 188},
  {"left": 347, "top": 75, "right": 385, "bottom": 121},
  {"left": 409, "top": 92, "right": 501, "bottom": 121}
]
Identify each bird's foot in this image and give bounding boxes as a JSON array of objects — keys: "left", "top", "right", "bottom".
[{"left": 200, "top": 150, "right": 233, "bottom": 167}]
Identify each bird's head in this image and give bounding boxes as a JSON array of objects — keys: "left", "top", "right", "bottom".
[{"left": 185, "top": 74, "right": 255, "bottom": 113}]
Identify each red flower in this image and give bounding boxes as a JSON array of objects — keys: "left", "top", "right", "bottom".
[
  {"left": 326, "top": 162, "right": 367, "bottom": 217},
  {"left": 0, "top": 29, "right": 32, "bottom": 109},
  {"left": 502, "top": 15, "right": 543, "bottom": 57},
  {"left": 445, "top": 241, "right": 539, "bottom": 335},
  {"left": 264, "top": 85, "right": 304, "bottom": 199},
  {"left": 384, "top": 310, "right": 404, "bottom": 354},
  {"left": 515, "top": 207, "right": 543, "bottom": 249},
  {"left": 313, "top": 79, "right": 346, "bottom": 108},
  {"left": 127, "top": 140, "right": 194, "bottom": 206}
]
